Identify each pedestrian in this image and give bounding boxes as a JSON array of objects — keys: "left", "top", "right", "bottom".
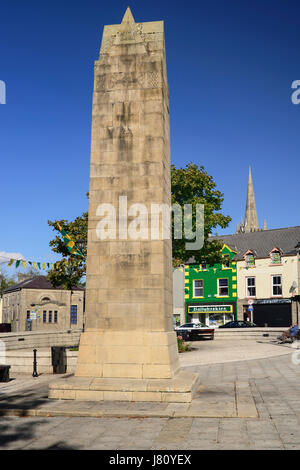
[{"left": 280, "top": 323, "right": 299, "bottom": 342}]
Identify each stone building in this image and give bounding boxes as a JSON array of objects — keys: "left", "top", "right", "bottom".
[{"left": 2, "top": 276, "right": 85, "bottom": 332}]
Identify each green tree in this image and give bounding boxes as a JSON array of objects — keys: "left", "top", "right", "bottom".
[
  {"left": 171, "top": 163, "right": 231, "bottom": 266},
  {"left": 0, "top": 273, "right": 16, "bottom": 297},
  {"left": 47, "top": 164, "right": 231, "bottom": 286},
  {"left": 47, "top": 213, "right": 88, "bottom": 290}
]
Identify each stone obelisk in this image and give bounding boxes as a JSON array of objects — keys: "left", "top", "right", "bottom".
[{"left": 49, "top": 8, "right": 198, "bottom": 402}]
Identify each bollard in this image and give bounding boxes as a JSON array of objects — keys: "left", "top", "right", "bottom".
[{"left": 32, "top": 349, "right": 38, "bottom": 377}]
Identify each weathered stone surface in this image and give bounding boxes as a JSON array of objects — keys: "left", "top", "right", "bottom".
[{"left": 50, "top": 7, "right": 196, "bottom": 402}]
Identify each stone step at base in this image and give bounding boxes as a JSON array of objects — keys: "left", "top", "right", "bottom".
[{"left": 49, "top": 370, "right": 200, "bottom": 403}]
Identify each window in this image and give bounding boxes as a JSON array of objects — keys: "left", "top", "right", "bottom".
[
  {"left": 54, "top": 311, "right": 58, "bottom": 323},
  {"left": 246, "top": 253, "right": 255, "bottom": 268},
  {"left": 48, "top": 311, "right": 52, "bottom": 323},
  {"left": 71, "top": 305, "right": 78, "bottom": 325},
  {"left": 193, "top": 280, "right": 203, "bottom": 297},
  {"left": 43, "top": 311, "right": 47, "bottom": 323},
  {"left": 218, "top": 278, "right": 229, "bottom": 296},
  {"left": 26, "top": 310, "right": 30, "bottom": 319},
  {"left": 272, "top": 275, "right": 282, "bottom": 296},
  {"left": 271, "top": 251, "right": 281, "bottom": 265},
  {"left": 222, "top": 255, "right": 230, "bottom": 268},
  {"left": 246, "top": 277, "right": 256, "bottom": 297}
]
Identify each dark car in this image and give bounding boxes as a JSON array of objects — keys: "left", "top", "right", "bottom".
[
  {"left": 175, "top": 322, "right": 214, "bottom": 340},
  {"left": 219, "top": 320, "right": 257, "bottom": 328}
]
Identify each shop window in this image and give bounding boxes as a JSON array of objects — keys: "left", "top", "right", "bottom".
[
  {"left": 246, "top": 277, "right": 256, "bottom": 297},
  {"left": 272, "top": 275, "right": 282, "bottom": 296},
  {"left": 218, "top": 278, "right": 229, "bottom": 296}
]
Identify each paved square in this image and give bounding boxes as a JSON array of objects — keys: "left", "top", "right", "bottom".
[{"left": 0, "top": 342, "right": 299, "bottom": 449}]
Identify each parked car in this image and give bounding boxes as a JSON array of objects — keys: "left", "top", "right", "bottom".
[
  {"left": 175, "top": 322, "right": 215, "bottom": 340},
  {"left": 219, "top": 320, "right": 257, "bottom": 328}
]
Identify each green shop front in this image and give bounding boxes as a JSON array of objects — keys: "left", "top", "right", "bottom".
[
  {"left": 185, "top": 244, "right": 238, "bottom": 328},
  {"left": 186, "top": 303, "right": 236, "bottom": 328}
]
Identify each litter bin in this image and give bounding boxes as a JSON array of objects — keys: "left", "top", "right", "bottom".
[{"left": 51, "top": 347, "right": 67, "bottom": 374}]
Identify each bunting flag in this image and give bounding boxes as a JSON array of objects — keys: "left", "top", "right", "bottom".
[
  {"left": 56, "top": 223, "right": 84, "bottom": 257},
  {"left": 5, "top": 259, "right": 56, "bottom": 270}
]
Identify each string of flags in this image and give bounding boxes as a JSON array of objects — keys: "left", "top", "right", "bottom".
[
  {"left": 4, "top": 224, "right": 84, "bottom": 270},
  {"left": 6, "top": 259, "right": 57, "bottom": 270}
]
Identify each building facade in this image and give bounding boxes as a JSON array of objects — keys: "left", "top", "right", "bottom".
[
  {"left": 214, "top": 226, "right": 300, "bottom": 326},
  {"left": 173, "top": 267, "right": 185, "bottom": 326},
  {"left": 2, "top": 276, "right": 85, "bottom": 332},
  {"left": 184, "top": 244, "right": 238, "bottom": 327}
]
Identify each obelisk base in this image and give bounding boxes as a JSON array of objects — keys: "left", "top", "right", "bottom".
[
  {"left": 49, "top": 330, "right": 199, "bottom": 403},
  {"left": 74, "top": 330, "right": 181, "bottom": 380},
  {"left": 49, "top": 370, "right": 200, "bottom": 403}
]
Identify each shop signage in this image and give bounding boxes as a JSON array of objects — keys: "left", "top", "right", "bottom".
[
  {"left": 256, "top": 299, "right": 291, "bottom": 304},
  {"left": 188, "top": 305, "right": 233, "bottom": 314}
]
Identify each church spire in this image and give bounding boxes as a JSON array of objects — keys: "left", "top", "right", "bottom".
[{"left": 244, "top": 166, "right": 259, "bottom": 233}]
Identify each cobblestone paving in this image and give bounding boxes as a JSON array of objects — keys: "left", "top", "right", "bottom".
[{"left": 1, "top": 352, "right": 300, "bottom": 449}]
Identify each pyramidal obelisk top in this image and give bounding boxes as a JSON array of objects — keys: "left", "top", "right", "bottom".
[{"left": 121, "top": 6, "right": 135, "bottom": 23}]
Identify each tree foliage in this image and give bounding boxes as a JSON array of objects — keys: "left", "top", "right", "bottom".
[
  {"left": 0, "top": 273, "right": 16, "bottom": 297},
  {"left": 47, "top": 213, "right": 88, "bottom": 290},
  {"left": 171, "top": 163, "right": 231, "bottom": 266}
]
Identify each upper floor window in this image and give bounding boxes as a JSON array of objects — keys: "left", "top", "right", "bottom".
[
  {"left": 246, "top": 253, "right": 255, "bottom": 268},
  {"left": 48, "top": 311, "right": 52, "bottom": 323},
  {"left": 218, "top": 278, "right": 229, "bottom": 296},
  {"left": 71, "top": 305, "right": 78, "bottom": 325},
  {"left": 246, "top": 277, "right": 256, "bottom": 297},
  {"left": 201, "top": 261, "right": 207, "bottom": 270},
  {"left": 272, "top": 275, "right": 282, "bottom": 296},
  {"left": 193, "top": 280, "right": 203, "bottom": 297},
  {"left": 271, "top": 250, "right": 281, "bottom": 265},
  {"left": 222, "top": 254, "right": 230, "bottom": 268},
  {"left": 43, "top": 311, "right": 47, "bottom": 323},
  {"left": 54, "top": 311, "right": 58, "bottom": 323}
]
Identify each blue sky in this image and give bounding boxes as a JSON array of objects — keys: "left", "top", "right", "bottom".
[{"left": 0, "top": 0, "right": 299, "bottom": 268}]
